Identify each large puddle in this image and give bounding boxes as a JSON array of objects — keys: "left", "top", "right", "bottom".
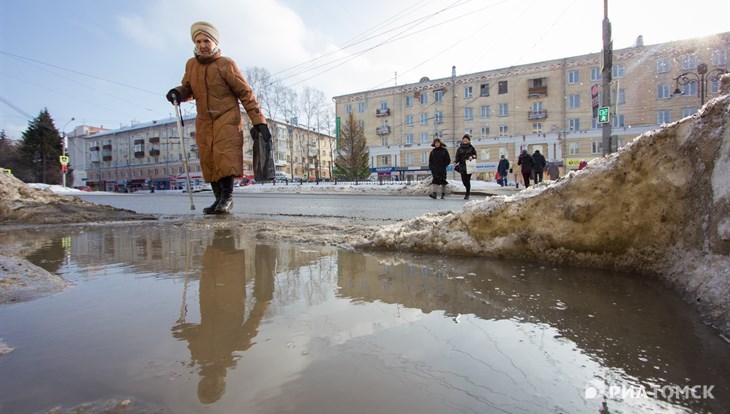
[{"left": 0, "top": 224, "right": 728, "bottom": 413}]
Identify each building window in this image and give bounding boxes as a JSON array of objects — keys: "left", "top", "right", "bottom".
[
  {"left": 420, "top": 113, "right": 429, "bottom": 125},
  {"left": 405, "top": 96, "right": 413, "bottom": 107},
  {"left": 712, "top": 49, "right": 728, "bottom": 66},
  {"left": 657, "top": 110, "right": 671, "bottom": 125},
  {"left": 592, "top": 141, "right": 602, "bottom": 154},
  {"left": 406, "top": 114, "right": 413, "bottom": 126},
  {"left": 569, "top": 94, "right": 580, "bottom": 109},
  {"left": 498, "top": 81, "right": 508, "bottom": 94},
  {"left": 612, "top": 88, "right": 625, "bottom": 104},
  {"left": 480, "top": 148, "right": 490, "bottom": 160},
  {"left": 710, "top": 78, "right": 721, "bottom": 94},
  {"left": 379, "top": 101, "right": 388, "bottom": 110},
  {"left": 612, "top": 114, "right": 625, "bottom": 128},
  {"left": 481, "top": 105, "right": 490, "bottom": 119},
  {"left": 682, "top": 107, "right": 698, "bottom": 117},
  {"left": 464, "top": 107, "right": 474, "bottom": 121},
  {"left": 569, "top": 142, "right": 580, "bottom": 155},
  {"left": 499, "top": 125, "right": 508, "bottom": 136},
  {"left": 345, "top": 104, "right": 352, "bottom": 114},
  {"left": 498, "top": 103, "right": 508, "bottom": 116},
  {"left": 480, "top": 83, "right": 490, "bottom": 97},
  {"left": 421, "top": 152, "right": 428, "bottom": 164},
  {"left": 435, "top": 111, "right": 443, "bottom": 124},
  {"left": 682, "top": 81, "right": 698, "bottom": 96},
  {"left": 569, "top": 118, "right": 580, "bottom": 131},
  {"left": 612, "top": 64, "right": 625, "bottom": 78},
  {"left": 464, "top": 86, "right": 473, "bottom": 98},
  {"left": 532, "top": 122, "right": 543, "bottom": 133},
  {"left": 406, "top": 153, "right": 414, "bottom": 164},
  {"left": 682, "top": 54, "right": 697, "bottom": 70},
  {"left": 420, "top": 92, "right": 428, "bottom": 104},
  {"left": 590, "top": 66, "right": 601, "bottom": 81},
  {"left": 420, "top": 132, "right": 429, "bottom": 144},
  {"left": 481, "top": 126, "right": 490, "bottom": 137},
  {"left": 568, "top": 70, "right": 579, "bottom": 84},
  {"left": 657, "top": 83, "right": 671, "bottom": 99},
  {"left": 656, "top": 57, "right": 670, "bottom": 74},
  {"left": 358, "top": 102, "right": 366, "bottom": 113},
  {"left": 435, "top": 90, "right": 444, "bottom": 102},
  {"left": 405, "top": 133, "right": 414, "bottom": 144}
]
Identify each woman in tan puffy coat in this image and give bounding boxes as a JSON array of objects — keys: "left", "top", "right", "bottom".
[{"left": 167, "top": 21, "right": 270, "bottom": 214}]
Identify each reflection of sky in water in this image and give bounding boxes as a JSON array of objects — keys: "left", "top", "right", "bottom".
[{"left": 0, "top": 224, "right": 727, "bottom": 414}]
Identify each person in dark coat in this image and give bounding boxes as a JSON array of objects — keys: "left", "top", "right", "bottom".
[
  {"left": 452, "top": 134, "right": 478, "bottom": 199},
  {"left": 517, "top": 149, "right": 534, "bottom": 188},
  {"left": 497, "top": 154, "right": 510, "bottom": 187},
  {"left": 532, "top": 150, "right": 546, "bottom": 184},
  {"left": 547, "top": 162, "right": 560, "bottom": 180},
  {"left": 428, "top": 138, "right": 450, "bottom": 199}
]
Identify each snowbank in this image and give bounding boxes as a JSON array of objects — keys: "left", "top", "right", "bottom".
[{"left": 363, "top": 76, "right": 730, "bottom": 336}]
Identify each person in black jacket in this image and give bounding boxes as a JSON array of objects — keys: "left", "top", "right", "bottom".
[
  {"left": 452, "top": 134, "right": 478, "bottom": 199},
  {"left": 532, "top": 150, "right": 546, "bottom": 184},
  {"left": 497, "top": 154, "right": 510, "bottom": 187},
  {"left": 517, "top": 149, "right": 534, "bottom": 188},
  {"left": 428, "top": 138, "right": 450, "bottom": 199}
]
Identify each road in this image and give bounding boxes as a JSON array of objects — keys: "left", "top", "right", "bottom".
[{"left": 77, "top": 192, "right": 468, "bottom": 224}]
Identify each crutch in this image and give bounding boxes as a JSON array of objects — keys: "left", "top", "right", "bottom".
[{"left": 172, "top": 96, "right": 196, "bottom": 210}]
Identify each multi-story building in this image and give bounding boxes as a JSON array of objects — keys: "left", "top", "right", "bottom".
[
  {"left": 333, "top": 32, "right": 729, "bottom": 180},
  {"left": 68, "top": 115, "right": 335, "bottom": 192}
]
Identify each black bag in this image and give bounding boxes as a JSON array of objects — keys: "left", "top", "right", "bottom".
[
  {"left": 251, "top": 127, "right": 276, "bottom": 182},
  {"left": 509, "top": 168, "right": 513, "bottom": 173},
  {"left": 454, "top": 164, "right": 462, "bottom": 173}
]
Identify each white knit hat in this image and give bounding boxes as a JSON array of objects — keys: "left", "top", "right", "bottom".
[{"left": 190, "top": 21, "right": 219, "bottom": 45}]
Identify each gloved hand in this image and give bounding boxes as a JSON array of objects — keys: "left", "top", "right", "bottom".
[
  {"left": 253, "top": 123, "right": 272, "bottom": 142},
  {"left": 166, "top": 89, "right": 180, "bottom": 104}
]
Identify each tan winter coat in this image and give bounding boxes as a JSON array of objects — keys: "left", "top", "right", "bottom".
[{"left": 172, "top": 50, "right": 266, "bottom": 182}]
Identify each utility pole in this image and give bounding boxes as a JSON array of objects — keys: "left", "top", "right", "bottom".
[{"left": 601, "top": 0, "right": 613, "bottom": 156}]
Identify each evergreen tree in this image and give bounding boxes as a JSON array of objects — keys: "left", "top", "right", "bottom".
[
  {"left": 16, "top": 109, "right": 62, "bottom": 184},
  {"left": 0, "top": 130, "right": 20, "bottom": 174},
  {"left": 333, "top": 112, "right": 370, "bottom": 181}
]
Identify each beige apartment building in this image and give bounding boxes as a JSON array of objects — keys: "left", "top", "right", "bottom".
[
  {"left": 333, "top": 32, "right": 729, "bottom": 180},
  {"left": 70, "top": 116, "right": 335, "bottom": 192}
]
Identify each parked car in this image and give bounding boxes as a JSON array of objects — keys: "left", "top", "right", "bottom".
[
  {"left": 73, "top": 186, "right": 92, "bottom": 192},
  {"left": 237, "top": 177, "right": 255, "bottom": 186},
  {"left": 274, "top": 173, "right": 289, "bottom": 182}
]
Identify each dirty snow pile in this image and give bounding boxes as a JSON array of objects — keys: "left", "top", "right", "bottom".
[
  {"left": 363, "top": 76, "right": 730, "bottom": 336},
  {"left": 0, "top": 173, "right": 154, "bottom": 225}
]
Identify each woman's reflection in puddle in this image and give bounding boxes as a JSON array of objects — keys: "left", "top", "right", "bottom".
[{"left": 172, "top": 229, "right": 275, "bottom": 404}]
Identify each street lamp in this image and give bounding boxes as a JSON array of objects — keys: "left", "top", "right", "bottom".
[
  {"left": 673, "top": 63, "right": 728, "bottom": 106},
  {"left": 61, "top": 117, "right": 75, "bottom": 187}
]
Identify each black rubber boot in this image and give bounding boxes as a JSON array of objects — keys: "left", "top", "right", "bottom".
[
  {"left": 214, "top": 176, "right": 234, "bottom": 214},
  {"left": 441, "top": 185, "right": 446, "bottom": 199},
  {"left": 203, "top": 182, "right": 221, "bottom": 215}
]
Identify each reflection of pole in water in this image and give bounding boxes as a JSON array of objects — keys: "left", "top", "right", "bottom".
[{"left": 177, "top": 230, "right": 197, "bottom": 324}]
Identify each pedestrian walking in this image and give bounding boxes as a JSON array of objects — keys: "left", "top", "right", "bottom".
[
  {"left": 428, "top": 138, "right": 450, "bottom": 199},
  {"left": 532, "top": 150, "right": 546, "bottom": 184},
  {"left": 166, "top": 21, "right": 271, "bottom": 215},
  {"left": 452, "top": 134, "right": 477, "bottom": 199},
  {"left": 497, "top": 154, "right": 510, "bottom": 187},
  {"left": 517, "top": 149, "right": 534, "bottom": 188},
  {"left": 547, "top": 162, "right": 560, "bottom": 180}
]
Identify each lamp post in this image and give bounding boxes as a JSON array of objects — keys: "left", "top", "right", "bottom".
[
  {"left": 673, "top": 63, "right": 728, "bottom": 106},
  {"left": 61, "top": 117, "right": 75, "bottom": 187}
]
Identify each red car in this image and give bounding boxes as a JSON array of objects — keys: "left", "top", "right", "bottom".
[{"left": 74, "top": 186, "right": 92, "bottom": 192}]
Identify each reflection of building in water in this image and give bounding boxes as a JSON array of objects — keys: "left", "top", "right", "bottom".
[{"left": 172, "top": 229, "right": 275, "bottom": 404}]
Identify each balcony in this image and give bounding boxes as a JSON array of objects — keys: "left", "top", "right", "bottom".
[
  {"left": 149, "top": 137, "right": 160, "bottom": 143},
  {"left": 528, "top": 110, "right": 548, "bottom": 120},
  {"left": 376, "top": 108, "right": 391, "bottom": 117},
  {"left": 90, "top": 146, "right": 99, "bottom": 152},
  {"left": 528, "top": 85, "right": 548, "bottom": 97},
  {"left": 149, "top": 149, "right": 160, "bottom": 156},
  {"left": 376, "top": 126, "right": 391, "bottom": 135},
  {"left": 134, "top": 151, "right": 145, "bottom": 158},
  {"left": 190, "top": 144, "right": 198, "bottom": 152},
  {"left": 102, "top": 155, "right": 113, "bottom": 161}
]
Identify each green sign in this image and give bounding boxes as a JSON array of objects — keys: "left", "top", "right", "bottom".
[{"left": 597, "top": 107, "right": 610, "bottom": 124}]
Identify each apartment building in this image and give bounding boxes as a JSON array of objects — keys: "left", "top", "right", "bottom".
[
  {"left": 333, "top": 32, "right": 729, "bottom": 180},
  {"left": 69, "top": 115, "right": 335, "bottom": 192}
]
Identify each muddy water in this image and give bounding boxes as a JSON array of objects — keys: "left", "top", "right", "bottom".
[{"left": 0, "top": 224, "right": 728, "bottom": 414}]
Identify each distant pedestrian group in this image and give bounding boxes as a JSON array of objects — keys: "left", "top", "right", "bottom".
[{"left": 514, "top": 149, "right": 551, "bottom": 188}]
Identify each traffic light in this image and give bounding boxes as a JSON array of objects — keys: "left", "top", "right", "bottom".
[{"left": 597, "top": 107, "right": 610, "bottom": 124}]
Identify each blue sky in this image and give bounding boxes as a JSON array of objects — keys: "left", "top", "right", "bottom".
[{"left": 1, "top": 0, "right": 728, "bottom": 140}]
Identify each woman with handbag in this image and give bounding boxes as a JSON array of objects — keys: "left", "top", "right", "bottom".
[{"left": 453, "top": 134, "right": 477, "bottom": 199}]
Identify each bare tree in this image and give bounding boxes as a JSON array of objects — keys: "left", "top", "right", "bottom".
[{"left": 244, "top": 66, "right": 276, "bottom": 120}]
